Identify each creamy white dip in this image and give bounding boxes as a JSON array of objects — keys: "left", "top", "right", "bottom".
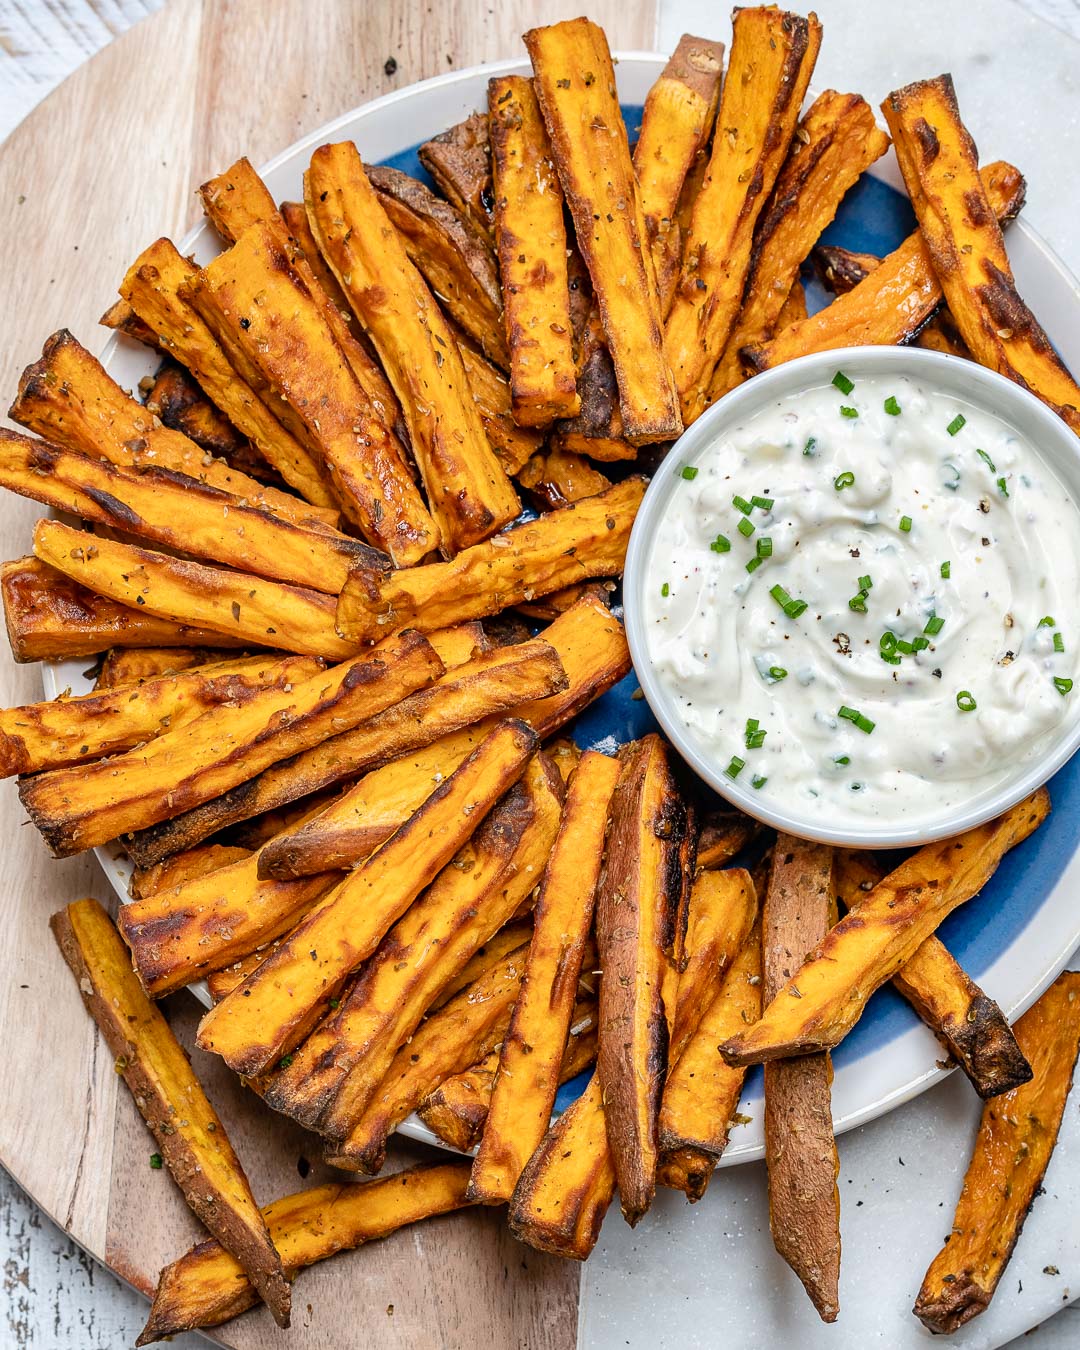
[{"left": 642, "top": 370, "right": 1080, "bottom": 828}]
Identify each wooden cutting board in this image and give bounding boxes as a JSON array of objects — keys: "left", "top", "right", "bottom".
[{"left": 0, "top": 2, "right": 656, "bottom": 1344}]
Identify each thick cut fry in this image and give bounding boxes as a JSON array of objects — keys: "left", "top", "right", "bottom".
[
  {"left": 196, "top": 719, "right": 539, "bottom": 1074},
  {"left": 267, "top": 755, "right": 563, "bottom": 1138},
  {"left": 914, "top": 972, "right": 1080, "bottom": 1333},
  {"left": 550, "top": 309, "right": 628, "bottom": 454},
  {"left": 129, "top": 843, "right": 252, "bottom": 900},
  {"left": 744, "top": 160, "right": 1026, "bottom": 370},
  {"left": 427, "top": 919, "right": 535, "bottom": 1012},
  {"left": 515, "top": 447, "right": 610, "bottom": 510},
  {"left": 50, "top": 899, "right": 290, "bottom": 1328},
  {"left": 0, "top": 429, "right": 378, "bottom": 593},
  {"left": 9, "top": 329, "right": 335, "bottom": 530},
  {"left": 835, "top": 851, "right": 1032, "bottom": 1099},
  {"left": 696, "top": 809, "right": 760, "bottom": 869},
  {"left": 526, "top": 19, "right": 681, "bottom": 443},
  {"left": 129, "top": 632, "right": 567, "bottom": 868},
  {"left": 33, "top": 519, "right": 357, "bottom": 659},
  {"left": 336, "top": 477, "right": 643, "bottom": 642},
  {"left": 469, "top": 752, "right": 619, "bottom": 1202},
  {"left": 723, "top": 791, "right": 1051, "bottom": 1065},
  {"left": 1, "top": 557, "right": 248, "bottom": 663},
  {"left": 883, "top": 76, "right": 1080, "bottom": 432},
  {"left": 419, "top": 113, "right": 494, "bottom": 236},
  {"left": 456, "top": 338, "right": 543, "bottom": 474},
  {"left": 776, "top": 278, "right": 808, "bottom": 327},
  {"left": 915, "top": 309, "right": 972, "bottom": 358},
  {"left": 20, "top": 630, "right": 439, "bottom": 856},
  {"left": 488, "top": 75, "right": 579, "bottom": 425},
  {"left": 663, "top": 8, "right": 821, "bottom": 422},
  {"left": 138, "top": 1163, "right": 473, "bottom": 1344},
  {"left": 143, "top": 362, "right": 254, "bottom": 465},
  {"left": 95, "top": 645, "right": 216, "bottom": 689},
  {"left": 278, "top": 201, "right": 360, "bottom": 339},
  {"left": 306, "top": 142, "right": 520, "bottom": 554},
  {"left": 0, "top": 652, "right": 318, "bottom": 777},
  {"left": 595, "top": 735, "right": 697, "bottom": 1225},
  {"left": 709, "top": 90, "right": 890, "bottom": 399}
]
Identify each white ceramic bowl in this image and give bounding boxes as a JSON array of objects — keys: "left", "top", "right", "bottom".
[{"left": 624, "top": 344, "right": 1080, "bottom": 848}]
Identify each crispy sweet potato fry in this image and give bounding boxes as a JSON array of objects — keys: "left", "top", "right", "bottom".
[
  {"left": 278, "top": 200, "right": 359, "bottom": 339},
  {"left": 1, "top": 557, "right": 248, "bottom": 663},
  {"left": 337, "top": 477, "right": 643, "bottom": 643},
  {"left": 51, "top": 899, "right": 290, "bottom": 1328},
  {"left": 469, "top": 752, "right": 619, "bottom": 1202},
  {"left": 419, "top": 113, "right": 494, "bottom": 237},
  {"left": 33, "top": 519, "right": 358, "bottom": 659},
  {"left": 267, "top": 755, "right": 563, "bottom": 1139},
  {"left": 914, "top": 972, "right": 1080, "bottom": 1333},
  {"left": 663, "top": 8, "right": 821, "bottom": 422},
  {"left": 100, "top": 297, "right": 160, "bottom": 347},
  {"left": 0, "top": 651, "right": 318, "bottom": 777},
  {"left": 142, "top": 362, "right": 255, "bottom": 466},
  {"left": 696, "top": 809, "right": 760, "bottom": 869},
  {"left": 526, "top": 19, "right": 681, "bottom": 443},
  {"left": 515, "top": 447, "right": 610, "bottom": 510},
  {"left": 138, "top": 1163, "right": 473, "bottom": 1344},
  {"left": 723, "top": 791, "right": 1051, "bottom": 1065},
  {"left": 811, "top": 243, "right": 880, "bottom": 293},
  {"left": 487, "top": 75, "right": 579, "bottom": 425},
  {"left": 20, "top": 630, "right": 439, "bottom": 856},
  {"left": 595, "top": 735, "right": 696, "bottom": 1225},
  {"left": 709, "top": 90, "right": 889, "bottom": 399},
  {"left": 196, "top": 719, "right": 539, "bottom": 1074},
  {"left": 776, "top": 278, "right": 808, "bottom": 327},
  {"left": 95, "top": 646, "right": 216, "bottom": 688},
  {"left": 9, "top": 330, "right": 336, "bottom": 530},
  {"left": 129, "top": 843, "right": 252, "bottom": 900},
  {"left": 306, "top": 141, "right": 520, "bottom": 554},
  {"left": 883, "top": 76, "right": 1080, "bottom": 432},
  {"left": 744, "top": 160, "right": 1026, "bottom": 370},
  {"left": 914, "top": 310, "right": 972, "bottom": 358},
  {"left": 455, "top": 337, "right": 543, "bottom": 474},
  {"left": 427, "top": 918, "right": 535, "bottom": 1012}
]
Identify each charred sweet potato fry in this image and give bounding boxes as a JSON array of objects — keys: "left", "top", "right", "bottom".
[
  {"left": 128, "top": 842, "right": 253, "bottom": 900},
  {"left": 32, "top": 519, "right": 359, "bottom": 659},
  {"left": 306, "top": 142, "right": 520, "bottom": 554},
  {"left": 914, "top": 310, "right": 972, "bottom": 357},
  {"left": 709, "top": 90, "right": 889, "bottom": 399},
  {"left": 419, "top": 113, "right": 494, "bottom": 238},
  {"left": 9, "top": 330, "right": 337, "bottom": 530},
  {"left": 267, "top": 755, "right": 563, "bottom": 1139},
  {"left": 1, "top": 557, "right": 248, "bottom": 663},
  {"left": 914, "top": 971, "right": 1080, "bottom": 1334},
  {"left": 811, "top": 243, "right": 880, "bottom": 293},
  {"left": 19, "top": 630, "right": 440, "bottom": 856},
  {"left": 723, "top": 790, "right": 1051, "bottom": 1065},
  {"left": 195, "top": 719, "right": 539, "bottom": 1075},
  {"left": 526, "top": 19, "right": 681, "bottom": 444},
  {"left": 744, "top": 160, "right": 1026, "bottom": 370},
  {"left": 138, "top": 1163, "right": 473, "bottom": 1344},
  {"left": 664, "top": 8, "right": 821, "bottom": 422},
  {"left": 455, "top": 337, "right": 544, "bottom": 473},
  {"left": 696, "top": 809, "right": 761, "bottom": 869},
  {"left": 51, "top": 899, "right": 290, "bottom": 1328},
  {"left": 469, "top": 752, "right": 620, "bottom": 1202},
  {"left": 883, "top": 76, "right": 1080, "bottom": 432},
  {"left": 142, "top": 362, "right": 255, "bottom": 465},
  {"left": 487, "top": 76, "right": 579, "bottom": 425},
  {"left": 595, "top": 735, "right": 697, "bottom": 1225},
  {"left": 336, "top": 477, "right": 644, "bottom": 643},
  {"left": 515, "top": 447, "right": 610, "bottom": 510}
]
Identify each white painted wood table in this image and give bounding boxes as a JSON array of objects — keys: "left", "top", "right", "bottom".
[{"left": 2, "top": 1, "right": 1080, "bottom": 1347}]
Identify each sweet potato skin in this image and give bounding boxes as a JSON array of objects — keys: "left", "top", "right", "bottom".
[
  {"left": 914, "top": 972, "right": 1080, "bottom": 1335},
  {"left": 418, "top": 113, "right": 494, "bottom": 237},
  {"left": 696, "top": 810, "right": 759, "bottom": 869},
  {"left": 142, "top": 361, "right": 254, "bottom": 465},
  {"left": 50, "top": 899, "right": 290, "bottom": 1329}
]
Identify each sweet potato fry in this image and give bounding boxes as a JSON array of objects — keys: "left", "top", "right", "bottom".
[
  {"left": 744, "top": 160, "right": 1026, "bottom": 371},
  {"left": 595, "top": 735, "right": 697, "bottom": 1225},
  {"left": 914, "top": 971, "right": 1080, "bottom": 1334},
  {"left": 94, "top": 645, "right": 215, "bottom": 688},
  {"left": 336, "top": 477, "right": 643, "bottom": 643},
  {"left": 306, "top": 141, "right": 520, "bottom": 554},
  {"left": 468, "top": 752, "right": 620, "bottom": 1202},
  {"left": 9, "top": 329, "right": 335, "bottom": 530},
  {"left": 142, "top": 362, "right": 255, "bottom": 466},
  {"left": 0, "top": 651, "right": 318, "bottom": 777},
  {"left": 723, "top": 791, "right": 1051, "bottom": 1066},
  {"left": 709, "top": 90, "right": 889, "bottom": 399},
  {"left": 426, "top": 918, "right": 535, "bottom": 1012},
  {"left": 487, "top": 76, "right": 578, "bottom": 425},
  {"left": 100, "top": 297, "right": 160, "bottom": 347},
  {"left": 515, "top": 447, "right": 610, "bottom": 510},
  {"left": 883, "top": 75, "right": 1080, "bottom": 432},
  {"left": 51, "top": 899, "right": 290, "bottom": 1328},
  {"left": 914, "top": 309, "right": 972, "bottom": 358},
  {"left": 32, "top": 519, "right": 358, "bottom": 659},
  {"left": 20, "top": 629, "right": 440, "bottom": 856},
  {"left": 456, "top": 337, "right": 544, "bottom": 473},
  {"left": 278, "top": 200, "right": 359, "bottom": 340},
  {"left": 195, "top": 719, "right": 539, "bottom": 1074},
  {"left": 138, "top": 1163, "right": 473, "bottom": 1344},
  {"left": 525, "top": 19, "right": 680, "bottom": 443},
  {"left": 696, "top": 809, "right": 760, "bottom": 869},
  {"left": 419, "top": 113, "right": 494, "bottom": 237},
  {"left": 776, "top": 278, "right": 808, "bottom": 327},
  {"left": 663, "top": 8, "right": 821, "bottom": 422},
  {"left": 266, "top": 754, "right": 563, "bottom": 1138},
  {"left": 128, "top": 843, "right": 252, "bottom": 900},
  {"left": 811, "top": 243, "right": 880, "bottom": 293}
]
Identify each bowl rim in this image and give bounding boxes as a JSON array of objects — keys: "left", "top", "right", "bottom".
[{"left": 624, "top": 343, "right": 1080, "bottom": 848}]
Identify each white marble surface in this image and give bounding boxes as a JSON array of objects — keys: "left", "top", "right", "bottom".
[{"left": 1, "top": 0, "right": 1079, "bottom": 1346}]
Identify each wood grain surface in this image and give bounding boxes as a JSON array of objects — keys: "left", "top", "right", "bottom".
[{"left": 0, "top": 2, "right": 656, "bottom": 1345}]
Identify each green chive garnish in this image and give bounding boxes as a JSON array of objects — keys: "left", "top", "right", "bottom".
[
  {"left": 976, "top": 448, "right": 996, "bottom": 471},
  {"left": 912, "top": 636, "right": 930, "bottom": 651},
  {"left": 832, "top": 370, "right": 854, "bottom": 395},
  {"left": 834, "top": 755, "right": 851, "bottom": 766},
  {"left": 746, "top": 556, "right": 764, "bottom": 573},
  {"left": 751, "top": 494, "right": 774, "bottom": 511},
  {"left": 1054, "top": 677, "right": 1073, "bottom": 696},
  {"left": 859, "top": 575, "right": 872, "bottom": 591},
  {"left": 838, "top": 705, "right": 875, "bottom": 734},
  {"left": 803, "top": 436, "right": 817, "bottom": 456},
  {"left": 880, "top": 651, "right": 901, "bottom": 665},
  {"left": 1054, "top": 632, "right": 1065, "bottom": 653},
  {"left": 884, "top": 395, "right": 901, "bottom": 416},
  {"left": 896, "top": 638, "right": 915, "bottom": 655},
  {"left": 767, "top": 666, "right": 787, "bottom": 681},
  {"left": 899, "top": 515, "right": 912, "bottom": 532},
  {"left": 733, "top": 494, "right": 752, "bottom": 515},
  {"left": 149, "top": 1153, "right": 163, "bottom": 1170},
  {"left": 840, "top": 406, "right": 859, "bottom": 419},
  {"left": 710, "top": 534, "right": 731, "bottom": 553},
  {"left": 849, "top": 594, "right": 868, "bottom": 613},
  {"left": 725, "top": 755, "right": 746, "bottom": 779},
  {"left": 997, "top": 476, "right": 1009, "bottom": 497},
  {"left": 661, "top": 583, "right": 670, "bottom": 597},
  {"left": 941, "top": 561, "right": 951, "bottom": 579},
  {"left": 745, "top": 718, "right": 767, "bottom": 749},
  {"left": 769, "top": 584, "right": 807, "bottom": 618},
  {"left": 757, "top": 537, "right": 773, "bottom": 558},
  {"left": 680, "top": 465, "right": 698, "bottom": 480},
  {"left": 880, "top": 632, "right": 898, "bottom": 655},
  {"left": 834, "top": 470, "right": 856, "bottom": 490},
  {"left": 947, "top": 414, "right": 966, "bottom": 436},
  {"left": 924, "top": 614, "right": 944, "bottom": 636},
  {"left": 956, "top": 690, "right": 977, "bottom": 712},
  {"left": 751, "top": 774, "right": 768, "bottom": 789},
  {"left": 737, "top": 517, "right": 755, "bottom": 538},
  {"left": 1039, "top": 616, "right": 1057, "bottom": 628}
]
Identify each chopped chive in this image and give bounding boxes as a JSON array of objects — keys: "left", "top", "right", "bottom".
[
  {"left": 834, "top": 470, "right": 856, "bottom": 490},
  {"left": 884, "top": 395, "right": 902, "bottom": 416},
  {"left": 1054, "top": 632, "right": 1065, "bottom": 653},
  {"left": 956, "top": 690, "right": 977, "bottom": 712},
  {"left": 680, "top": 465, "right": 699, "bottom": 480},
  {"left": 899, "top": 515, "right": 913, "bottom": 532},
  {"left": 947, "top": 413, "right": 966, "bottom": 436},
  {"left": 756, "top": 536, "right": 773, "bottom": 559},
  {"left": 1039, "top": 616, "right": 1057, "bottom": 628},
  {"left": 710, "top": 533, "right": 731, "bottom": 553},
  {"left": 976, "top": 448, "right": 996, "bottom": 472},
  {"left": 767, "top": 666, "right": 787, "bottom": 681},
  {"left": 803, "top": 436, "right": 817, "bottom": 456},
  {"left": 751, "top": 494, "right": 774, "bottom": 511},
  {"left": 737, "top": 516, "right": 755, "bottom": 538},
  {"left": 661, "top": 582, "right": 670, "bottom": 597},
  {"left": 849, "top": 594, "right": 868, "bottom": 613},
  {"left": 1054, "top": 677, "right": 1074, "bottom": 696},
  {"left": 912, "top": 636, "right": 930, "bottom": 651},
  {"left": 941, "top": 560, "right": 951, "bottom": 579},
  {"left": 880, "top": 651, "right": 901, "bottom": 665},
  {"left": 745, "top": 718, "right": 766, "bottom": 750},
  {"left": 733, "top": 494, "right": 752, "bottom": 515},
  {"left": 725, "top": 755, "right": 746, "bottom": 779},
  {"left": 769, "top": 583, "right": 807, "bottom": 618},
  {"left": 746, "top": 556, "right": 764, "bottom": 574},
  {"left": 896, "top": 639, "right": 915, "bottom": 655},
  {"left": 942, "top": 462, "right": 961, "bottom": 491},
  {"left": 879, "top": 631, "right": 898, "bottom": 654},
  {"left": 924, "top": 614, "right": 944, "bottom": 636},
  {"left": 834, "top": 755, "right": 851, "bottom": 766},
  {"left": 838, "top": 705, "right": 875, "bottom": 734},
  {"left": 840, "top": 405, "right": 859, "bottom": 419},
  {"left": 832, "top": 370, "right": 854, "bottom": 395},
  {"left": 751, "top": 774, "right": 768, "bottom": 789},
  {"left": 997, "top": 476, "right": 1009, "bottom": 497},
  {"left": 859, "top": 574, "right": 872, "bottom": 591},
  {"left": 149, "top": 1152, "right": 163, "bottom": 1170}
]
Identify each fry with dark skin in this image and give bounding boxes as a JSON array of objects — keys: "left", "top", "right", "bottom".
[
  {"left": 50, "top": 899, "right": 290, "bottom": 1328},
  {"left": 142, "top": 361, "right": 258, "bottom": 468},
  {"left": 696, "top": 809, "right": 760, "bottom": 869},
  {"left": 914, "top": 971, "right": 1080, "bottom": 1334},
  {"left": 515, "top": 447, "right": 610, "bottom": 510},
  {"left": 418, "top": 113, "right": 494, "bottom": 238}
]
